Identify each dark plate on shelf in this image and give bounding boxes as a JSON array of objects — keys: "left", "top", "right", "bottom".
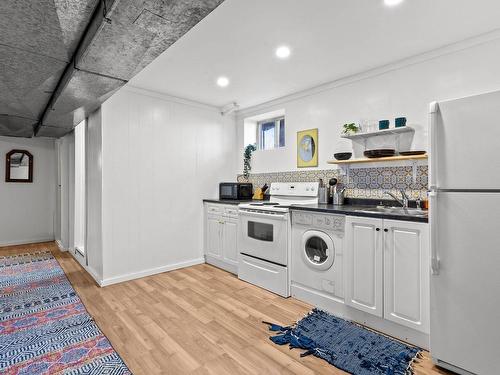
[
  {"left": 334, "top": 152, "right": 352, "bottom": 160},
  {"left": 399, "top": 150, "right": 426, "bottom": 156},
  {"left": 364, "top": 149, "right": 396, "bottom": 158}
]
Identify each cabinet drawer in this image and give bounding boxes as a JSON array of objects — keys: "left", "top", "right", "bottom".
[
  {"left": 206, "top": 204, "right": 224, "bottom": 215},
  {"left": 224, "top": 207, "right": 239, "bottom": 218},
  {"left": 238, "top": 254, "right": 288, "bottom": 297}
]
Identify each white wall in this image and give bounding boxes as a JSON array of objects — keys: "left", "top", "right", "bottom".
[
  {"left": 237, "top": 36, "right": 500, "bottom": 173},
  {"left": 99, "top": 87, "right": 237, "bottom": 284},
  {"left": 0, "top": 136, "right": 56, "bottom": 246}
]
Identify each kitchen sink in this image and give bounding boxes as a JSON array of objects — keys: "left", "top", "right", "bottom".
[{"left": 355, "top": 206, "right": 428, "bottom": 217}]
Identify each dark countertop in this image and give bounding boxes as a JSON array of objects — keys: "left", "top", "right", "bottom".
[
  {"left": 203, "top": 198, "right": 428, "bottom": 223},
  {"left": 289, "top": 204, "right": 428, "bottom": 223},
  {"left": 203, "top": 198, "right": 259, "bottom": 205}
]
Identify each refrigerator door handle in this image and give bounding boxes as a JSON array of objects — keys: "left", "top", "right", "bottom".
[
  {"left": 429, "top": 101, "right": 439, "bottom": 190},
  {"left": 429, "top": 190, "right": 440, "bottom": 275}
]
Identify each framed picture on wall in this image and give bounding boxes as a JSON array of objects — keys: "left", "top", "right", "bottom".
[{"left": 297, "top": 128, "right": 318, "bottom": 168}]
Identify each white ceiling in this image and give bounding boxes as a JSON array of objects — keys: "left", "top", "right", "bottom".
[{"left": 129, "top": 0, "right": 500, "bottom": 109}]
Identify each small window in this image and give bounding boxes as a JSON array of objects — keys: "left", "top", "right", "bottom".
[{"left": 258, "top": 117, "right": 285, "bottom": 150}]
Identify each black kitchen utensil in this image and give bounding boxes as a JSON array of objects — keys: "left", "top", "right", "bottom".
[
  {"left": 399, "top": 151, "right": 426, "bottom": 156},
  {"left": 364, "top": 149, "right": 396, "bottom": 158},
  {"left": 334, "top": 152, "right": 352, "bottom": 160}
]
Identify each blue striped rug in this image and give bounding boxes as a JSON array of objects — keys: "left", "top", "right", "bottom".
[
  {"left": 266, "top": 308, "right": 421, "bottom": 375},
  {"left": 0, "top": 251, "right": 131, "bottom": 374}
]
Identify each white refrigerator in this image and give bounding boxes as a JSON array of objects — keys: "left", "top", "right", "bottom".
[{"left": 429, "top": 90, "right": 500, "bottom": 375}]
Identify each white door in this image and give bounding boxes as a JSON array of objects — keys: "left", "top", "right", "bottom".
[
  {"left": 206, "top": 215, "right": 222, "bottom": 259},
  {"left": 222, "top": 218, "right": 238, "bottom": 266},
  {"left": 430, "top": 90, "right": 500, "bottom": 189},
  {"left": 73, "top": 120, "right": 86, "bottom": 266},
  {"left": 430, "top": 192, "right": 500, "bottom": 375},
  {"left": 345, "top": 216, "right": 383, "bottom": 317},
  {"left": 384, "top": 220, "right": 429, "bottom": 333}
]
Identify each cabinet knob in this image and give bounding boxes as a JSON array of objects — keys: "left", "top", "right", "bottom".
[
  {"left": 384, "top": 228, "right": 388, "bottom": 232},
  {"left": 376, "top": 228, "right": 380, "bottom": 231}
]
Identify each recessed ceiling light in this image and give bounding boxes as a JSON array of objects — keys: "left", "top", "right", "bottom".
[
  {"left": 216, "top": 76, "right": 229, "bottom": 87},
  {"left": 384, "top": 0, "right": 404, "bottom": 6},
  {"left": 275, "top": 45, "right": 291, "bottom": 59}
]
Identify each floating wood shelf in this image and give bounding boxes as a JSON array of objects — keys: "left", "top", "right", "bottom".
[
  {"left": 342, "top": 126, "right": 415, "bottom": 140},
  {"left": 327, "top": 154, "right": 427, "bottom": 164}
]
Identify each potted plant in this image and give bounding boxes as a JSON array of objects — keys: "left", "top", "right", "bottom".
[
  {"left": 342, "top": 123, "right": 359, "bottom": 136},
  {"left": 243, "top": 144, "right": 256, "bottom": 179}
]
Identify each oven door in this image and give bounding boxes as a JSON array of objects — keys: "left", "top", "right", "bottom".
[{"left": 238, "top": 209, "right": 288, "bottom": 266}]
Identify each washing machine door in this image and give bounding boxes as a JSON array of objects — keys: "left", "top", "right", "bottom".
[{"left": 301, "top": 230, "right": 335, "bottom": 271}]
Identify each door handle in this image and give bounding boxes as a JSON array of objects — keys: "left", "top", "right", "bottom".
[{"left": 429, "top": 190, "right": 440, "bottom": 275}]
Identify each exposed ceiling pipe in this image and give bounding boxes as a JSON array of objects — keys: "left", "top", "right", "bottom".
[
  {"left": 0, "top": 0, "right": 225, "bottom": 138},
  {"left": 36, "top": 0, "right": 225, "bottom": 138},
  {"left": 35, "top": 0, "right": 121, "bottom": 137}
]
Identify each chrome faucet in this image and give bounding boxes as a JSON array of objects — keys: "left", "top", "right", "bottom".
[{"left": 384, "top": 190, "right": 410, "bottom": 208}]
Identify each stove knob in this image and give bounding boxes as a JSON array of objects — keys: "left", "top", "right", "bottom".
[{"left": 306, "top": 187, "right": 310, "bottom": 191}]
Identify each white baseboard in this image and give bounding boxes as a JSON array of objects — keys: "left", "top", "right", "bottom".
[
  {"left": 0, "top": 237, "right": 55, "bottom": 247},
  {"left": 205, "top": 255, "right": 238, "bottom": 275},
  {"left": 85, "top": 266, "right": 103, "bottom": 287},
  {"left": 100, "top": 258, "right": 205, "bottom": 287},
  {"left": 55, "top": 240, "right": 68, "bottom": 252}
]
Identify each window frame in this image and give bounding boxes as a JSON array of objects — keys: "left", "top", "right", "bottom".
[{"left": 257, "top": 116, "right": 285, "bottom": 150}]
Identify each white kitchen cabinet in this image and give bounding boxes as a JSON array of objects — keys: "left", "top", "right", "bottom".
[
  {"left": 384, "top": 220, "right": 429, "bottom": 333},
  {"left": 345, "top": 215, "right": 430, "bottom": 333},
  {"left": 345, "top": 216, "right": 384, "bottom": 317},
  {"left": 206, "top": 215, "right": 223, "bottom": 258},
  {"left": 222, "top": 218, "right": 238, "bottom": 265},
  {"left": 204, "top": 203, "right": 239, "bottom": 274}
]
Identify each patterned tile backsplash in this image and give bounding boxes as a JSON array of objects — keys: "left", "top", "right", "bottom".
[{"left": 237, "top": 165, "right": 428, "bottom": 200}]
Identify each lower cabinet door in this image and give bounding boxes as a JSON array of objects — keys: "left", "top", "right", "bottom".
[
  {"left": 222, "top": 218, "right": 238, "bottom": 266},
  {"left": 383, "top": 220, "right": 430, "bottom": 333},
  {"left": 206, "top": 215, "right": 222, "bottom": 258},
  {"left": 345, "top": 216, "right": 384, "bottom": 317}
]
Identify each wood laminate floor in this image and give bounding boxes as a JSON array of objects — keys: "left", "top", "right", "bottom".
[{"left": 0, "top": 242, "right": 450, "bottom": 375}]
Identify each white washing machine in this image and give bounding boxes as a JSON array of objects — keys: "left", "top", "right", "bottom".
[{"left": 291, "top": 211, "right": 345, "bottom": 304}]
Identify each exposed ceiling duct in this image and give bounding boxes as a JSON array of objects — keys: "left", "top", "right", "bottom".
[{"left": 0, "top": 0, "right": 224, "bottom": 138}]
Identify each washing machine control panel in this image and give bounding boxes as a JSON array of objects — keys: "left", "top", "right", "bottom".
[{"left": 293, "top": 212, "right": 345, "bottom": 233}]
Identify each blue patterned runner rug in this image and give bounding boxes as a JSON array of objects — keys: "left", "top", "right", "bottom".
[
  {"left": 265, "top": 308, "right": 422, "bottom": 375},
  {"left": 0, "top": 251, "right": 131, "bottom": 374}
]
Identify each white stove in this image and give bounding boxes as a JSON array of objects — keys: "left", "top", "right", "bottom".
[
  {"left": 237, "top": 182, "right": 319, "bottom": 297},
  {"left": 239, "top": 182, "right": 320, "bottom": 212}
]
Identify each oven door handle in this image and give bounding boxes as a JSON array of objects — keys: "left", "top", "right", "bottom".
[{"left": 239, "top": 209, "right": 288, "bottom": 221}]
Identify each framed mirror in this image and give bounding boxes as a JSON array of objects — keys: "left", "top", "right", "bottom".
[{"left": 6, "top": 150, "right": 33, "bottom": 183}]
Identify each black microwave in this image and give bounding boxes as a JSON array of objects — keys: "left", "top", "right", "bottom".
[{"left": 219, "top": 183, "right": 253, "bottom": 200}]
